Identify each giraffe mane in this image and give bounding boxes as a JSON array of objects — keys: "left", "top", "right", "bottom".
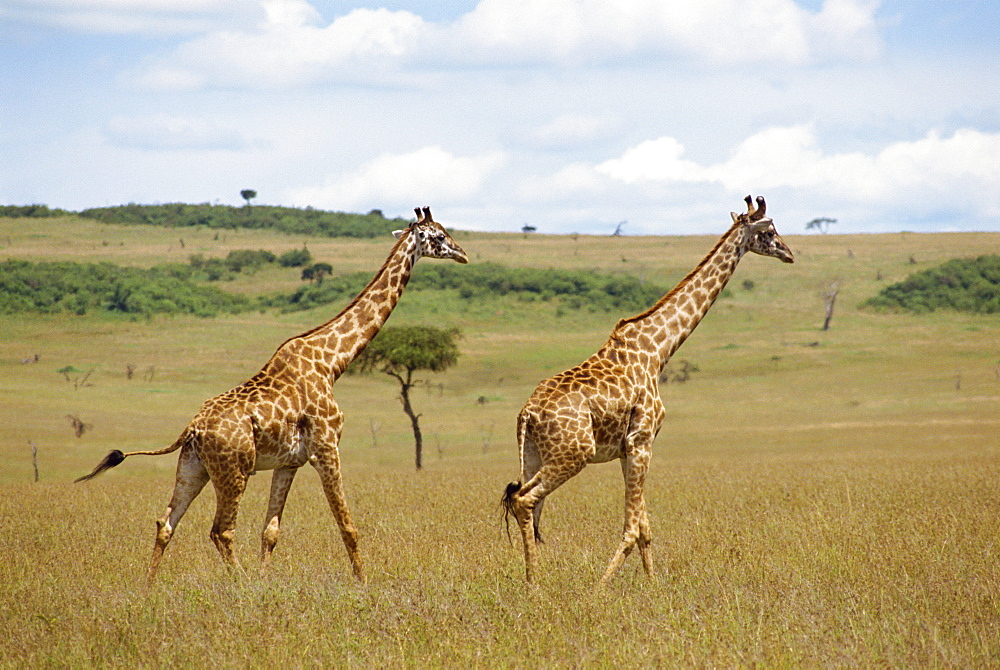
[
  {"left": 615, "top": 220, "right": 740, "bottom": 328},
  {"left": 283, "top": 228, "right": 415, "bottom": 345}
]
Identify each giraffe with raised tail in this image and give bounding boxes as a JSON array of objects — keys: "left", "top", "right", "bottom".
[
  {"left": 502, "top": 196, "right": 794, "bottom": 585},
  {"left": 77, "top": 207, "right": 468, "bottom": 585}
]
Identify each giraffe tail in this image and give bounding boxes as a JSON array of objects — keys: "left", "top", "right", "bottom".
[
  {"left": 74, "top": 432, "right": 190, "bottom": 483},
  {"left": 501, "top": 481, "right": 521, "bottom": 545},
  {"left": 74, "top": 450, "right": 127, "bottom": 482}
]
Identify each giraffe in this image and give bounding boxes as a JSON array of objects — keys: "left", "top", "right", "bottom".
[
  {"left": 502, "top": 196, "right": 794, "bottom": 585},
  {"left": 76, "top": 207, "right": 468, "bottom": 585}
]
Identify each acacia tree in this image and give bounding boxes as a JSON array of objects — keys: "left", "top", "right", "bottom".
[
  {"left": 240, "top": 189, "right": 257, "bottom": 211},
  {"left": 806, "top": 217, "right": 837, "bottom": 233},
  {"left": 351, "top": 325, "right": 461, "bottom": 469},
  {"left": 301, "top": 262, "right": 332, "bottom": 285}
]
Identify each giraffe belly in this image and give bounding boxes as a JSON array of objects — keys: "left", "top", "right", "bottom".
[
  {"left": 253, "top": 449, "right": 308, "bottom": 471},
  {"left": 589, "top": 441, "right": 624, "bottom": 464},
  {"left": 252, "top": 422, "right": 310, "bottom": 471}
]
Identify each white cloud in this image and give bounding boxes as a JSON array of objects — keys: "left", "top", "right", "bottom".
[
  {"left": 596, "top": 137, "right": 707, "bottom": 184},
  {"left": 120, "top": 0, "right": 881, "bottom": 89},
  {"left": 452, "top": 0, "right": 879, "bottom": 65},
  {"left": 287, "top": 146, "right": 506, "bottom": 213},
  {"left": 587, "top": 126, "right": 1000, "bottom": 222},
  {"left": 131, "top": 4, "right": 426, "bottom": 89},
  {"left": 516, "top": 163, "right": 608, "bottom": 203}
]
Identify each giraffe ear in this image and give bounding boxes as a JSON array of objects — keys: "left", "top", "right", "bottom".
[
  {"left": 747, "top": 218, "right": 773, "bottom": 233},
  {"left": 392, "top": 229, "right": 404, "bottom": 239},
  {"left": 731, "top": 212, "right": 739, "bottom": 223}
]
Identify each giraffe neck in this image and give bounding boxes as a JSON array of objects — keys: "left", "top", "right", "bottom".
[
  {"left": 611, "top": 223, "right": 745, "bottom": 376},
  {"left": 274, "top": 231, "right": 420, "bottom": 380}
]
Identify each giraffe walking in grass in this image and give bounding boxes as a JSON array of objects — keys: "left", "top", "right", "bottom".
[
  {"left": 77, "top": 207, "right": 468, "bottom": 585},
  {"left": 502, "top": 196, "right": 794, "bottom": 585}
]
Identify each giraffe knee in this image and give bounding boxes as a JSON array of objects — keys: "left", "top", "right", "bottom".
[
  {"left": 261, "top": 522, "right": 280, "bottom": 553},
  {"left": 210, "top": 525, "right": 235, "bottom": 549},
  {"left": 155, "top": 517, "right": 173, "bottom": 545}
]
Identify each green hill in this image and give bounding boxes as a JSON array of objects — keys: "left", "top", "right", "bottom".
[{"left": 862, "top": 255, "right": 1000, "bottom": 313}]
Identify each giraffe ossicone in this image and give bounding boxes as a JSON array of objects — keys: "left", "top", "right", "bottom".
[
  {"left": 76, "top": 206, "right": 467, "bottom": 585},
  {"left": 502, "top": 195, "right": 794, "bottom": 585}
]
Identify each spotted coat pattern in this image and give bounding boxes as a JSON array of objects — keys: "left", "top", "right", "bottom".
[
  {"left": 81, "top": 207, "right": 467, "bottom": 585},
  {"left": 504, "top": 196, "right": 794, "bottom": 584}
]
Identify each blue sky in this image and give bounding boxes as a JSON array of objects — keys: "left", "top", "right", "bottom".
[{"left": 1, "top": 0, "right": 998, "bottom": 235}]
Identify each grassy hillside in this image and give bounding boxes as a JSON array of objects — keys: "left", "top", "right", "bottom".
[{"left": 1, "top": 214, "right": 998, "bottom": 666}]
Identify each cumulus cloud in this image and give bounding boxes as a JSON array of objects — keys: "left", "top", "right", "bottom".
[
  {"left": 288, "top": 146, "right": 506, "bottom": 213},
  {"left": 131, "top": 2, "right": 425, "bottom": 89},
  {"left": 451, "top": 0, "right": 880, "bottom": 65},
  {"left": 121, "top": 0, "right": 880, "bottom": 89},
  {"left": 589, "top": 126, "right": 1000, "bottom": 222},
  {"left": 597, "top": 137, "right": 708, "bottom": 184}
]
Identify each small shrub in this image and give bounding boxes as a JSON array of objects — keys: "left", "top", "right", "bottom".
[{"left": 279, "top": 247, "right": 312, "bottom": 267}]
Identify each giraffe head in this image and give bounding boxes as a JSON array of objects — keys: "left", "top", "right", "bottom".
[
  {"left": 393, "top": 206, "right": 469, "bottom": 264},
  {"left": 731, "top": 195, "right": 794, "bottom": 264}
]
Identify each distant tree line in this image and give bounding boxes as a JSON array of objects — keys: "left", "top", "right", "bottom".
[
  {"left": 75, "top": 203, "right": 405, "bottom": 238},
  {"left": 862, "top": 255, "right": 1000, "bottom": 314},
  {"left": 0, "top": 204, "right": 70, "bottom": 218},
  {"left": 1, "top": 202, "right": 410, "bottom": 238}
]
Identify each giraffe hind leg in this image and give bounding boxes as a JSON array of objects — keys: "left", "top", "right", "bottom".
[
  {"left": 149, "top": 449, "right": 210, "bottom": 585},
  {"left": 508, "top": 461, "right": 586, "bottom": 583}
]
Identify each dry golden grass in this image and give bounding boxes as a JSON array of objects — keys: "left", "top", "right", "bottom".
[
  {"left": 3, "top": 450, "right": 999, "bottom": 666},
  {"left": 1, "top": 216, "right": 999, "bottom": 665}
]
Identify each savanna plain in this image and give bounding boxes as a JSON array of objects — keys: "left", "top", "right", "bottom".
[{"left": 1, "top": 215, "right": 998, "bottom": 667}]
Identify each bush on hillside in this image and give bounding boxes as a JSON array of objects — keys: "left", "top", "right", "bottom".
[
  {"left": 0, "top": 260, "right": 252, "bottom": 317},
  {"left": 862, "top": 255, "right": 1000, "bottom": 314},
  {"left": 410, "top": 263, "right": 666, "bottom": 313},
  {"left": 263, "top": 263, "right": 668, "bottom": 314},
  {"left": 278, "top": 247, "right": 312, "bottom": 267}
]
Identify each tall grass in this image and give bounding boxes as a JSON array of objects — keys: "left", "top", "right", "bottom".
[
  {"left": 3, "top": 452, "right": 999, "bottom": 666},
  {"left": 2, "top": 217, "right": 999, "bottom": 665}
]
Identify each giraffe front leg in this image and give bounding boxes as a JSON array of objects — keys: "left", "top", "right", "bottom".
[
  {"left": 636, "top": 497, "right": 654, "bottom": 577},
  {"left": 305, "top": 403, "right": 365, "bottom": 583},
  {"left": 310, "top": 447, "right": 365, "bottom": 583},
  {"left": 599, "top": 439, "right": 653, "bottom": 586},
  {"left": 209, "top": 471, "right": 248, "bottom": 573},
  {"left": 261, "top": 467, "right": 297, "bottom": 568}
]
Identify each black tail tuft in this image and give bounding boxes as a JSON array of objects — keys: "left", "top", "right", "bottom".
[
  {"left": 74, "top": 449, "right": 126, "bottom": 483},
  {"left": 501, "top": 481, "right": 521, "bottom": 544}
]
